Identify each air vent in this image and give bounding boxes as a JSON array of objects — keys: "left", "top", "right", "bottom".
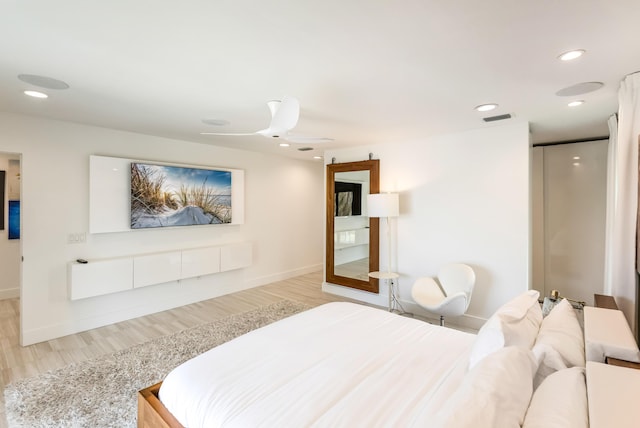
[
  {"left": 297, "top": 147, "right": 314, "bottom": 151},
  {"left": 483, "top": 114, "right": 512, "bottom": 122}
]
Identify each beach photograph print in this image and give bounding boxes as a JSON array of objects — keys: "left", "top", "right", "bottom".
[{"left": 131, "top": 162, "right": 232, "bottom": 229}]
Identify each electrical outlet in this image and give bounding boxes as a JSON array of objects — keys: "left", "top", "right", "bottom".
[{"left": 67, "top": 232, "right": 86, "bottom": 244}]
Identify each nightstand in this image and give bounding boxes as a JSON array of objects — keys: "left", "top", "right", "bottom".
[{"left": 368, "top": 271, "right": 400, "bottom": 312}]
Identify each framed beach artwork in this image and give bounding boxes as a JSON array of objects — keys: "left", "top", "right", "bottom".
[{"left": 130, "top": 162, "right": 232, "bottom": 229}]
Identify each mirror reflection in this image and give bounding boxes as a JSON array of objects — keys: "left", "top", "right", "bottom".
[{"left": 333, "top": 171, "right": 370, "bottom": 281}]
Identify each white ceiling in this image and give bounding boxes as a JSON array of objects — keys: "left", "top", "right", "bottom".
[{"left": 1, "top": 1, "right": 639, "bottom": 160}]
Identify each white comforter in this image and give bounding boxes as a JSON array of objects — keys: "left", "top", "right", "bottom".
[{"left": 159, "top": 302, "right": 475, "bottom": 427}]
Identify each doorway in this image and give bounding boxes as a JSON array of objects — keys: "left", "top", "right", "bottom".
[
  {"left": 0, "top": 152, "right": 21, "bottom": 301},
  {"left": 532, "top": 140, "right": 608, "bottom": 306}
]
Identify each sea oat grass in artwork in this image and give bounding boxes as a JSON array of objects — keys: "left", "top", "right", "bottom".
[
  {"left": 130, "top": 163, "right": 166, "bottom": 214},
  {"left": 4, "top": 300, "right": 309, "bottom": 428}
]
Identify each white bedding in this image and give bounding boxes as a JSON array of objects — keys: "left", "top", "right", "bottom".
[{"left": 159, "top": 302, "right": 475, "bottom": 427}]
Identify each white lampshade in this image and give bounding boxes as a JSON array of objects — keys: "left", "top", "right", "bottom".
[{"left": 367, "top": 193, "right": 399, "bottom": 218}]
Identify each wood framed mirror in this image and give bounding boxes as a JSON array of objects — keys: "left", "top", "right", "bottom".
[{"left": 326, "top": 159, "right": 380, "bottom": 293}]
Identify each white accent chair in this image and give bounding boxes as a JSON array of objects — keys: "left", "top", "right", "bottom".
[{"left": 411, "top": 263, "right": 476, "bottom": 326}]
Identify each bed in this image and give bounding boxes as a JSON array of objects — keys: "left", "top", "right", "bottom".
[{"left": 138, "top": 291, "right": 621, "bottom": 428}]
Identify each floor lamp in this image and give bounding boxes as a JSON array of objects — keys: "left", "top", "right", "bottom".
[{"left": 367, "top": 193, "right": 401, "bottom": 312}]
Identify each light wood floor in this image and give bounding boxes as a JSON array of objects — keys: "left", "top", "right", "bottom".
[
  {"left": 0, "top": 270, "right": 366, "bottom": 428},
  {"left": 334, "top": 257, "right": 370, "bottom": 281}
]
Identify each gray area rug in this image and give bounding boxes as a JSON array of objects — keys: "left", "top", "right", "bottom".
[{"left": 4, "top": 300, "right": 309, "bottom": 427}]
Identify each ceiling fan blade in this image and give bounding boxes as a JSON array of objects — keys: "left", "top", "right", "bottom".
[
  {"left": 269, "top": 96, "right": 299, "bottom": 133},
  {"left": 199, "top": 132, "right": 257, "bottom": 136},
  {"left": 201, "top": 96, "right": 307, "bottom": 140},
  {"left": 283, "top": 134, "right": 333, "bottom": 144}
]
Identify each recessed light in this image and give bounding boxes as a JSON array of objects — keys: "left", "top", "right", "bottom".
[
  {"left": 475, "top": 103, "right": 498, "bottom": 112},
  {"left": 279, "top": 143, "right": 290, "bottom": 147},
  {"left": 24, "top": 90, "right": 48, "bottom": 99},
  {"left": 573, "top": 156, "right": 580, "bottom": 160},
  {"left": 313, "top": 156, "right": 323, "bottom": 160},
  {"left": 558, "top": 49, "right": 585, "bottom": 61},
  {"left": 568, "top": 100, "right": 584, "bottom": 107},
  {"left": 573, "top": 162, "right": 581, "bottom": 166}
]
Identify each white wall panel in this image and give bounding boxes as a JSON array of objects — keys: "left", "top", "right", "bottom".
[
  {"left": 89, "top": 156, "right": 131, "bottom": 233},
  {"left": 89, "top": 155, "right": 245, "bottom": 233}
]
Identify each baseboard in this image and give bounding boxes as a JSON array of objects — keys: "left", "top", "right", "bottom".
[
  {"left": 322, "top": 282, "right": 387, "bottom": 307},
  {"left": 245, "top": 264, "right": 323, "bottom": 289},
  {"left": 322, "top": 282, "right": 486, "bottom": 332},
  {"left": 399, "top": 300, "right": 486, "bottom": 332},
  {"left": 21, "top": 289, "right": 231, "bottom": 346},
  {"left": 0, "top": 287, "right": 19, "bottom": 300}
]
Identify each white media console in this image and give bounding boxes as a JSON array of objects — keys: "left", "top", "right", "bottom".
[{"left": 68, "top": 242, "right": 252, "bottom": 300}]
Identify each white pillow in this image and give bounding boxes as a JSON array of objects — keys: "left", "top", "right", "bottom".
[
  {"left": 433, "top": 346, "right": 537, "bottom": 428},
  {"left": 468, "top": 290, "right": 542, "bottom": 369},
  {"left": 532, "top": 298, "right": 585, "bottom": 386},
  {"left": 493, "top": 290, "right": 541, "bottom": 321},
  {"left": 523, "top": 367, "right": 588, "bottom": 428}
]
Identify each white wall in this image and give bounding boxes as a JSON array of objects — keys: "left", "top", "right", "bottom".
[
  {"left": 0, "top": 112, "right": 324, "bottom": 345},
  {"left": 0, "top": 154, "right": 21, "bottom": 299},
  {"left": 324, "top": 122, "right": 531, "bottom": 326}
]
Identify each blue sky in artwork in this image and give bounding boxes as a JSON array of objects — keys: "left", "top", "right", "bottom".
[{"left": 141, "top": 164, "right": 232, "bottom": 195}]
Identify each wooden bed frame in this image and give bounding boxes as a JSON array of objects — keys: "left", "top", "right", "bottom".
[{"left": 138, "top": 382, "right": 184, "bottom": 428}]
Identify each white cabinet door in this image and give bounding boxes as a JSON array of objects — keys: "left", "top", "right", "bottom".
[
  {"left": 181, "top": 246, "right": 221, "bottom": 279},
  {"left": 221, "top": 243, "right": 252, "bottom": 272},
  {"left": 69, "top": 258, "right": 133, "bottom": 300},
  {"left": 133, "top": 251, "right": 182, "bottom": 288}
]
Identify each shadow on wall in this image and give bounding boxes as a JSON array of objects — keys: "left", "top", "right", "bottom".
[{"left": 465, "top": 264, "right": 493, "bottom": 318}]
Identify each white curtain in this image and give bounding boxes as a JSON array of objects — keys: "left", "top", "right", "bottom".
[
  {"left": 603, "top": 114, "right": 618, "bottom": 296},
  {"left": 604, "top": 72, "right": 640, "bottom": 333}
]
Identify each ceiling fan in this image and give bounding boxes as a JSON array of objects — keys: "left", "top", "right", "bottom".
[{"left": 200, "top": 96, "right": 333, "bottom": 144}]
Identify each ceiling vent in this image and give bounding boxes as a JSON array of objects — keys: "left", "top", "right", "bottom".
[
  {"left": 483, "top": 113, "right": 512, "bottom": 122},
  {"left": 297, "top": 147, "right": 313, "bottom": 151}
]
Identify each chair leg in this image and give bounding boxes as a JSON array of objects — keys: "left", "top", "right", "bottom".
[{"left": 439, "top": 315, "right": 444, "bottom": 326}]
